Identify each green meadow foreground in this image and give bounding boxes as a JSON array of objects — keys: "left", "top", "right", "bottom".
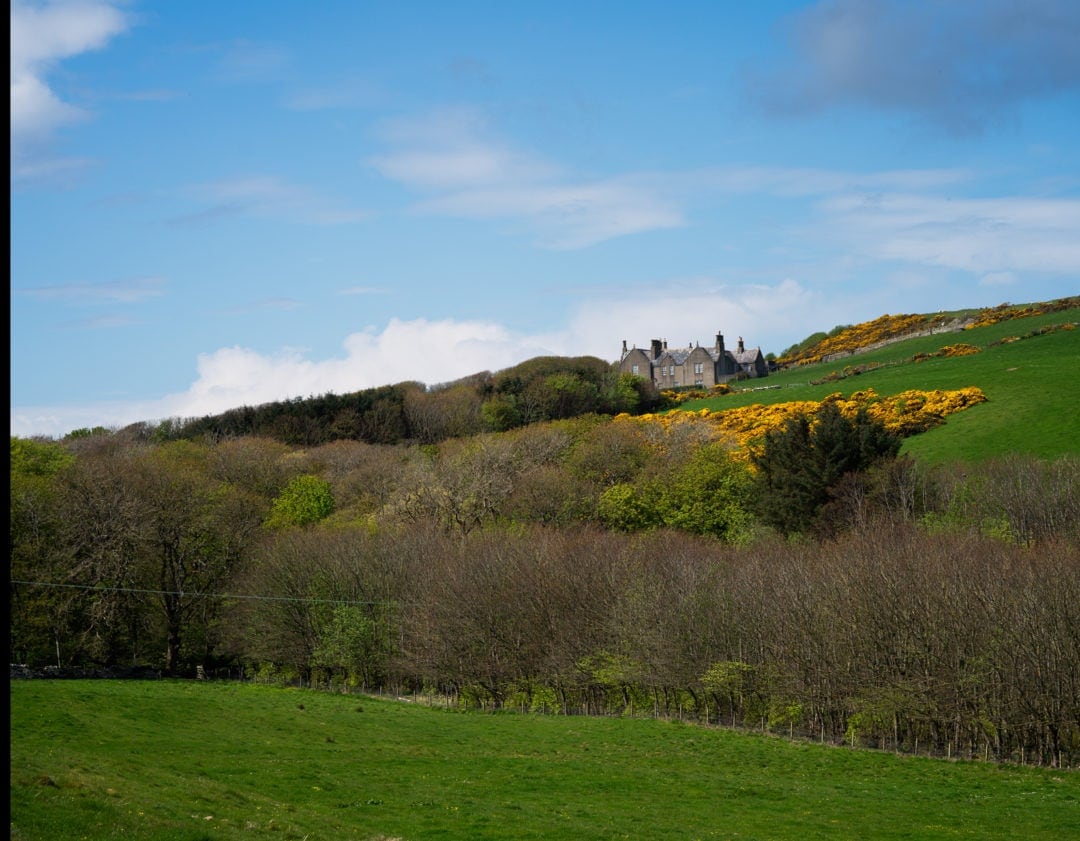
[{"left": 10, "top": 680, "right": 1079, "bottom": 841}]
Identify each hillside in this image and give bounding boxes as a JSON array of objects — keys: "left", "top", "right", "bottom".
[
  {"left": 11, "top": 300, "right": 1079, "bottom": 768},
  {"left": 678, "top": 299, "right": 1080, "bottom": 464},
  {"left": 774, "top": 296, "right": 1079, "bottom": 366},
  {"left": 120, "top": 296, "right": 1079, "bottom": 463}
]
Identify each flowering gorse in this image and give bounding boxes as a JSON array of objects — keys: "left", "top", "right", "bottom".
[{"left": 616, "top": 386, "right": 987, "bottom": 463}]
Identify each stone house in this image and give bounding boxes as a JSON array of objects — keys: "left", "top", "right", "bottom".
[{"left": 618, "top": 332, "right": 768, "bottom": 389}]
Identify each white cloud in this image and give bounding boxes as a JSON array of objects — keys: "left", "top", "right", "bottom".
[
  {"left": 10, "top": 0, "right": 128, "bottom": 181},
  {"left": 567, "top": 277, "right": 824, "bottom": 360},
  {"left": 369, "top": 107, "right": 682, "bottom": 248},
  {"left": 4, "top": 277, "right": 927, "bottom": 439},
  {"left": 418, "top": 178, "right": 683, "bottom": 249},
  {"left": 9, "top": 317, "right": 561, "bottom": 437},
  {"left": 820, "top": 193, "right": 1080, "bottom": 274},
  {"left": 695, "top": 165, "right": 971, "bottom": 197}
]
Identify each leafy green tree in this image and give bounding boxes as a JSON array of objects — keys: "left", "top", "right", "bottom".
[
  {"left": 598, "top": 483, "right": 661, "bottom": 532},
  {"left": 597, "top": 442, "right": 752, "bottom": 542},
  {"left": 265, "top": 474, "right": 335, "bottom": 528},
  {"left": 751, "top": 401, "right": 901, "bottom": 537},
  {"left": 10, "top": 438, "right": 74, "bottom": 665},
  {"left": 656, "top": 442, "right": 754, "bottom": 542},
  {"left": 312, "top": 603, "right": 395, "bottom": 689},
  {"left": 134, "top": 441, "right": 265, "bottom": 673},
  {"left": 480, "top": 394, "right": 522, "bottom": 432}
]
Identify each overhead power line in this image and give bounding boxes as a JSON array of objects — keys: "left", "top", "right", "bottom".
[{"left": 9, "top": 579, "right": 397, "bottom": 607}]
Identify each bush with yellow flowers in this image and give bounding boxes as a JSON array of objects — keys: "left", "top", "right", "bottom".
[
  {"left": 616, "top": 386, "right": 987, "bottom": 463},
  {"left": 913, "top": 343, "right": 983, "bottom": 362},
  {"left": 778, "top": 313, "right": 929, "bottom": 366},
  {"left": 965, "top": 295, "right": 1080, "bottom": 329}
]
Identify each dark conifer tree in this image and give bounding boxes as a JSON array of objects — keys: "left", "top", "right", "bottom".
[{"left": 751, "top": 401, "right": 901, "bottom": 537}]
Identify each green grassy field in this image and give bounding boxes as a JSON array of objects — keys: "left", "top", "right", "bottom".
[
  {"left": 10, "top": 680, "right": 1079, "bottom": 841},
  {"left": 680, "top": 308, "right": 1080, "bottom": 463}
]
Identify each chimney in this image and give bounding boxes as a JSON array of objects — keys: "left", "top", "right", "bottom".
[
  {"left": 715, "top": 332, "right": 725, "bottom": 354},
  {"left": 650, "top": 339, "right": 663, "bottom": 359},
  {"left": 621, "top": 339, "right": 627, "bottom": 356},
  {"left": 738, "top": 336, "right": 745, "bottom": 354}
]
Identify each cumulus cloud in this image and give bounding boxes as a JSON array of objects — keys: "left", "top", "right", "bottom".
[
  {"left": 11, "top": 0, "right": 129, "bottom": 181},
  {"left": 568, "top": 277, "right": 824, "bottom": 361},
  {"left": 9, "top": 280, "right": 831, "bottom": 438},
  {"left": 747, "top": 0, "right": 1080, "bottom": 132},
  {"left": 368, "top": 107, "right": 683, "bottom": 248}
]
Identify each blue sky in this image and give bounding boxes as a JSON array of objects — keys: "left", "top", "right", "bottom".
[{"left": 11, "top": 0, "right": 1080, "bottom": 438}]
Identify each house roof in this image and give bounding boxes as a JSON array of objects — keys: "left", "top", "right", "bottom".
[
  {"left": 657, "top": 348, "right": 693, "bottom": 365},
  {"left": 733, "top": 347, "right": 763, "bottom": 365},
  {"left": 623, "top": 338, "right": 764, "bottom": 368}
]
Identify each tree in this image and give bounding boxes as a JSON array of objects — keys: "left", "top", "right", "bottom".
[
  {"left": 598, "top": 483, "right": 661, "bottom": 532},
  {"left": 10, "top": 438, "right": 74, "bottom": 665},
  {"left": 265, "top": 474, "right": 335, "bottom": 528},
  {"left": 656, "top": 442, "right": 754, "bottom": 542},
  {"left": 53, "top": 437, "right": 152, "bottom": 666},
  {"left": 751, "top": 401, "right": 900, "bottom": 537},
  {"left": 312, "top": 603, "right": 395, "bottom": 689},
  {"left": 134, "top": 442, "right": 264, "bottom": 673}
]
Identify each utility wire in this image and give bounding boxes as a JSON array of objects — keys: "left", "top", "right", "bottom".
[{"left": 9, "top": 579, "right": 397, "bottom": 607}]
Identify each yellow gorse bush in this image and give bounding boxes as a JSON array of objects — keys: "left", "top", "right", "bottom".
[
  {"left": 939, "top": 343, "right": 982, "bottom": 357},
  {"left": 779, "top": 313, "right": 928, "bottom": 366},
  {"left": 913, "top": 343, "right": 983, "bottom": 362},
  {"left": 779, "top": 295, "right": 1078, "bottom": 366},
  {"left": 966, "top": 296, "right": 1080, "bottom": 329},
  {"left": 615, "top": 387, "right": 987, "bottom": 463}
]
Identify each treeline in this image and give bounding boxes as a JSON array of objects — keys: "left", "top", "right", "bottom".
[
  {"left": 235, "top": 521, "right": 1078, "bottom": 768},
  {"left": 140, "top": 356, "right": 668, "bottom": 447},
  {"left": 11, "top": 405, "right": 1080, "bottom": 766}
]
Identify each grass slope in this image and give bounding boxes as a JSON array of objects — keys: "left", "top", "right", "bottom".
[
  {"left": 681, "top": 308, "right": 1080, "bottom": 463},
  {"left": 11, "top": 680, "right": 1079, "bottom": 841}
]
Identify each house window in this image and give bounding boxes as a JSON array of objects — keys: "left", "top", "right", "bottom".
[
  {"left": 694, "top": 362, "right": 703, "bottom": 375},
  {"left": 631, "top": 364, "right": 639, "bottom": 375}
]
